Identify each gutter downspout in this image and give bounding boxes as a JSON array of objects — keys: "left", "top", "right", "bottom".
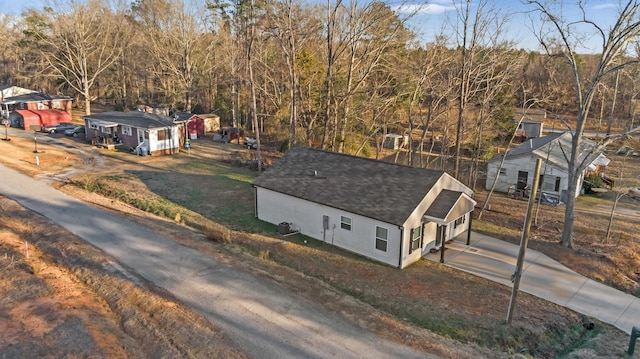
[
  {"left": 398, "top": 226, "right": 404, "bottom": 268},
  {"left": 253, "top": 186, "right": 258, "bottom": 218}
]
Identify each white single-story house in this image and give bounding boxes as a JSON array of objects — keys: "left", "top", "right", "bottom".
[
  {"left": 485, "top": 131, "right": 610, "bottom": 201},
  {"left": 383, "top": 133, "right": 408, "bottom": 150},
  {"left": 515, "top": 120, "right": 544, "bottom": 140},
  {"left": 83, "top": 111, "right": 186, "bottom": 155},
  {"left": 253, "top": 146, "right": 477, "bottom": 268},
  {"left": 513, "top": 108, "right": 546, "bottom": 140}
]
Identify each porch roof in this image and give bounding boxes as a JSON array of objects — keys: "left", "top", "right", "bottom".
[
  {"left": 91, "top": 120, "right": 118, "bottom": 128},
  {"left": 423, "top": 190, "right": 476, "bottom": 225}
]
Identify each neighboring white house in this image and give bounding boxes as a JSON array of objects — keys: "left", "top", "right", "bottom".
[
  {"left": 253, "top": 146, "right": 476, "bottom": 268},
  {"left": 383, "top": 133, "right": 408, "bottom": 150},
  {"left": 485, "top": 131, "right": 610, "bottom": 201},
  {"left": 0, "top": 85, "right": 35, "bottom": 102},
  {"left": 83, "top": 111, "right": 185, "bottom": 155}
]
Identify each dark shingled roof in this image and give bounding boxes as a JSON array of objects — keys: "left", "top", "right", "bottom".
[
  {"left": 489, "top": 131, "right": 604, "bottom": 170},
  {"left": 424, "top": 190, "right": 462, "bottom": 220},
  {"left": 424, "top": 190, "right": 475, "bottom": 223},
  {"left": 83, "top": 111, "right": 177, "bottom": 130},
  {"left": 504, "top": 131, "right": 564, "bottom": 157},
  {"left": 253, "top": 146, "right": 446, "bottom": 226}
]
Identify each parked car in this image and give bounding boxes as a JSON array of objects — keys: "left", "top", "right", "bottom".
[
  {"left": 42, "top": 122, "right": 76, "bottom": 134},
  {"left": 244, "top": 137, "right": 258, "bottom": 149},
  {"left": 64, "top": 125, "right": 85, "bottom": 137}
]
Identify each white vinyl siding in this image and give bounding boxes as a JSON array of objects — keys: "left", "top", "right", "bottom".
[{"left": 255, "top": 188, "right": 401, "bottom": 267}]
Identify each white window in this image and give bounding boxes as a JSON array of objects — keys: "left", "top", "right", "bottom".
[
  {"left": 340, "top": 216, "right": 352, "bottom": 231},
  {"left": 37, "top": 102, "right": 45, "bottom": 110},
  {"left": 89, "top": 121, "right": 98, "bottom": 129},
  {"left": 375, "top": 226, "right": 388, "bottom": 252},
  {"left": 122, "top": 126, "right": 132, "bottom": 136},
  {"left": 454, "top": 215, "right": 465, "bottom": 229},
  {"left": 410, "top": 226, "right": 421, "bottom": 253},
  {"left": 52, "top": 100, "right": 60, "bottom": 108}
]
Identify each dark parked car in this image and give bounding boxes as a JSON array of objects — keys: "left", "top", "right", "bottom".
[
  {"left": 64, "top": 125, "right": 85, "bottom": 137},
  {"left": 42, "top": 122, "right": 76, "bottom": 134}
]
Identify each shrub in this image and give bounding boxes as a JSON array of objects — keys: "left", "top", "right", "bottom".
[{"left": 204, "top": 223, "right": 232, "bottom": 243}]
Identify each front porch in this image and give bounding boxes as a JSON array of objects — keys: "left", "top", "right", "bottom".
[{"left": 91, "top": 135, "right": 123, "bottom": 150}]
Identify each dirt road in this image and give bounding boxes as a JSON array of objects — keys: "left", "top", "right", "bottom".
[{"left": 0, "top": 163, "right": 430, "bottom": 359}]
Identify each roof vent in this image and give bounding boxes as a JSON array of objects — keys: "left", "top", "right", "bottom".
[{"left": 311, "top": 170, "right": 326, "bottom": 179}]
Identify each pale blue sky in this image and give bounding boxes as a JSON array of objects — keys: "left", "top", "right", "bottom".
[
  {"left": 0, "top": 0, "right": 621, "bottom": 52},
  {"left": 398, "top": 0, "right": 620, "bottom": 52}
]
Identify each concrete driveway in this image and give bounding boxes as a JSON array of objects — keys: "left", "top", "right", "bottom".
[
  {"left": 0, "top": 163, "right": 430, "bottom": 359},
  {"left": 427, "top": 232, "right": 640, "bottom": 334}
]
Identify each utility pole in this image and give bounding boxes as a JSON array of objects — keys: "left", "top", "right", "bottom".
[{"left": 506, "top": 158, "right": 542, "bottom": 324}]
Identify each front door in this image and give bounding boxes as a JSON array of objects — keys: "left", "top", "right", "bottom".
[
  {"left": 517, "top": 171, "right": 528, "bottom": 192},
  {"left": 435, "top": 224, "right": 447, "bottom": 248}
]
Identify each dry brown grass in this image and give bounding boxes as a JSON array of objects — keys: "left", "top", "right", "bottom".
[
  {"left": 0, "top": 197, "right": 247, "bottom": 358},
  {"left": 1, "top": 127, "right": 638, "bottom": 357}
]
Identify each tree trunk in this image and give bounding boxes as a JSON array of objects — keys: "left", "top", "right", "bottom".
[
  {"left": 248, "top": 0, "right": 261, "bottom": 172},
  {"left": 83, "top": 71, "right": 91, "bottom": 115}
]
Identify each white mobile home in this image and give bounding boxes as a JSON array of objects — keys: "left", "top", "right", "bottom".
[{"left": 485, "top": 131, "right": 609, "bottom": 201}]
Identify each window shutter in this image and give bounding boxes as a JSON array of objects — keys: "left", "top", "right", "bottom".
[{"left": 409, "top": 228, "right": 414, "bottom": 254}]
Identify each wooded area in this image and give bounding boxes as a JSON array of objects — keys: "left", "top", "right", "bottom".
[{"left": 3, "top": 0, "right": 640, "bottom": 245}]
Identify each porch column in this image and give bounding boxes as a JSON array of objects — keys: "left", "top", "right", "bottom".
[{"left": 466, "top": 215, "right": 473, "bottom": 245}]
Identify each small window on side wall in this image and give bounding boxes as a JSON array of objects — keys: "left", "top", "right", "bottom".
[
  {"left": 410, "top": 226, "right": 421, "bottom": 253},
  {"left": 499, "top": 168, "right": 507, "bottom": 176},
  {"left": 375, "top": 226, "right": 388, "bottom": 252},
  {"left": 454, "top": 215, "right": 465, "bottom": 228},
  {"left": 340, "top": 216, "right": 352, "bottom": 231}
]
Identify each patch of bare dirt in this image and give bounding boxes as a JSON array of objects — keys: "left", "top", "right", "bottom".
[{"left": 0, "top": 196, "right": 246, "bottom": 358}]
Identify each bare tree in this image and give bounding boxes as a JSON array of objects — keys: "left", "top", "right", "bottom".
[
  {"left": 133, "top": 0, "right": 210, "bottom": 112},
  {"left": 528, "top": 0, "right": 640, "bottom": 247},
  {"left": 247, "top": 0, "right": 261, "bottom": 171},
  {"left": 451, "top": 0, "right": 506, "bottom": 179},
  {"left": 321, "top": 0, "right": 416, "bottom": 153},
  {"left": 266, "top": 0, "right": 321, "bottom": 149},
  {"left": 25, "top": 0, "right": 131, "bottom": 115}
]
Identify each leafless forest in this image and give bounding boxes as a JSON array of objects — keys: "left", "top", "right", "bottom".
[{"left": 3, "top": 0, "right": 640, "bottom": 245}]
